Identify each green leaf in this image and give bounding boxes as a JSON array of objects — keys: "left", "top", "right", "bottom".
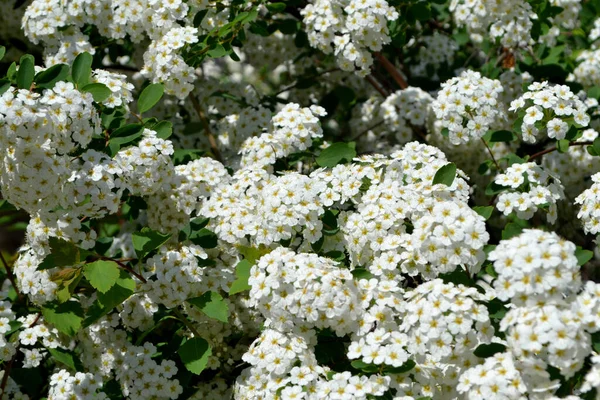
[
  {"left": 485, "top": 181, "right": 506, "bottom": 196},
  {"left": 588, "top": 86, "right": 600, "bottom": 100},
  {"left": 71, "top": 52, "right": 93, "bottom": 87},
  {"left": 137, "top": 83, "right": 164, "bottom": 114},
  {"left": 189, "top": 228, "right": 218, "bottom": 249},
  {"left": 575, "top": 247, "right": 594, "bottom": 266},
  {"left": 0, "top": 46, "right": 5, "bottom": 61},
  {"left": 474, "top": 342, "right": 506, "bottom": 358},
  {"left": 473, "top": 206, "right": 494, "bottom": 220},
  {"left": 557, "top": 139, "right": 569, "bottom": 153},
  {"left": 48, "top": 348, "right": 82, "bottom": 372},
  {"left": 229, "top": 260, "right": 252, "bottom": 295},
  {"left": 0, "top": 79, "right": 12, "bottom": 96},
  {"left": 17, "top": 54, "right": 35, "bottom": 90},
  {"left": 433, "top": 163, "right": 457, "bottom": 186},
  {"left": 187, "top": 292, "right": 229, "bottom": 323},
  {"left": 153, "top": 120, "right": 173, "bottom": 139},
  {"left": 132, "top": 227, "right": 171, "bottom": 260},
  {"left": 316, "top": 142, "right": 357, "bottom": 167},
  {"left": 266, "top": 2, "right": 287, "bottom": 13},
  {"left": 237, "top": 245, "right": 268, "bottom": 264},
  {"left": 55, "top": 268, "right": 83, "bottom": 303},
  {"left": 384, "top": 359, "right": 416, "bottom": 374},
  {"left": 38, "top": 237, "right": 80, "bottom": 270},
  {"left": 593, "top": 137, "right": 600, "bottom": 157},
  {"left": 488, "top": 130, "right": 516, "bottom": 143},
  {"left": 34, "top": 64, "right": 69, "bottom": 89},
  {"left": 350, "top": 360, "right": 379, "bottom": 373},
  {"left": 502, "top": 223, "right": 523, "bottom": 240},
  {"left": 193, "top": 9, "right": 209, "bottom": 27},
  {"left": 352, "top": 268, "right": 373, "bottom": 280},
  {"left": 83, "top": 260, "right": 121, "bottom": 294},
  {"left": 83, "top": 270, "right": 136, "bottom": 327},
  {"left": 408, "top": 2, "right": 431, "bottom": 21},
  {"left": 207, "top": 45, "right": 229, "bottom": 59},
  {"left": 42, "top": 301, "right": 84, "bottom": 336},
  {"left": 81, "top": 83, "right": 111, "bottom": 103},
  {"left": 179, "top": 337, "right": 212, "bottom": 375}
]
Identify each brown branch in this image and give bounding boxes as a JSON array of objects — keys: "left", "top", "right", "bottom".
[
  {"left": 365, "top": 75, "right": 389, "bottom": 98},
  {"left": 189, "top": 92, "right": 223, "bottom": 164},
  {"left": 351, "top": 120, "right": 385, "bottom": 141},
  {"left": 374, "top": 52, "right": 408, "bottom": 90},
  {"left": 273, "top": 68, "right": 340, "bottom": 96},
  {"left": 481, "top": 138, "right": 503, "bottom": 172},
  {"left": 529, "top": 141, "right": 593, "bottom": 161},
  {"left": 0, "top": 252, "right": 22, "bottom": 301},
  {"left": 100, "top": 257, "right": 147, "bottom": 283},
  {"left": 0, "top": 313, "right": 41, "bottom": 397}
]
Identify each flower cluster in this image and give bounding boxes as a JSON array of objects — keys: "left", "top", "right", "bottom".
[
  {"left": 409, "top": 32, "right": 458, "bottom": 79},
  {"left": 240, "top": 103, "right": 327, "bottom": 169},
  {"left": 450, "top": 0, "right": 534, "bottom": 47},
  {"left": 249, "top": 247, "right": 365, "bottom": 334},
  {"left": 575, "top": 172, "right": 600, "bottom": 236},
  {"left": 380, "top": 87, "right": 433, "bottom": 144},
  {"left": 431, "top": 70, "right": 505, "bottom": 145},
  {"left": 301, "top": 0, "right": 399, "bottom": 75},
  {"left": 489, "top": 229, "right": 580, "bottom": 304},
  {"left": 509, "top": 81, "right": 590, "bottom": 143},
  {"left": 494, "top": 162, "right": 564, "bottom": 223}
]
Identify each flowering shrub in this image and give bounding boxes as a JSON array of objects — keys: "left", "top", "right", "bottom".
[{"left": 4, "top": 0, "right": 600, "bottom": 399}]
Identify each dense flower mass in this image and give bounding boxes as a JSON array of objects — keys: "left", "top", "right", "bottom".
[{"left": 3, "top": 0, "right": 600, "bottom": 399}]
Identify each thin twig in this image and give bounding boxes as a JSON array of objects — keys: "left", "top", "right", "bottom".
[
  {"left": 529, "top": 141, "right": 593, "bottom": 161},
  {"left": 374, "top": 52, "right": 408, "bottom": 90},
  {"left": 273, "top": 68, "right": 340, "bottom": 96},
  {"left": 365, "top": 75, "right": 389, "bottom": 97},
  {"left": 351, "top": 120, "right": 385, "bottom": 141},
  {"left": 101, "top": 257, "right": 147, "bottom": 283},
  {"left": 0, "top": 252, "right": 22, "bottom": 301},
  {"left": 481, "top": 138, "right": 503, "bottom": 172},
  {"left": 189, "top": 92, "right": 223, "bottom": 163},
  {"left": 173, "top": 308, "right": 202, "bottom": 338}
]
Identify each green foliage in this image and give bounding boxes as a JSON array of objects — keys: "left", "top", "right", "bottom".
[
  {"left": 38, "top": 237, "right": 81, "bottom": 270},
  {"left": 433, "top": 163, "right": 457, "bottom": 186},
  {"left": 48, "top": 348, "right": 83, "bottom": 372},
  {"left": 502, "top": 223, "right": 523, "bottom": 240},
  {"left": 71, "top": 52, "right": 93, "bottom": 87},
  {"left": 487, "top": 130, "right": 516, "bottom": 143},
  {"left": 132, "top": 227, "right": 172, "bottom": 260},
  {"left": 575, "top": 247, "right": 594, "bottom": 266},
  {"left": 178, "top": 337, "right": 212, "bottom": 375},
  {"left": 83, "top": 270, "right": 136, "bottom": 327},
  {"left": 81, "top": 82, "right": 111, "bottom": 102},
  {"left": 83, "top": 260, "right": 121, "bottom": 293},
  {"left": 316, "top": 142, "right": 357, "bottom": 167},
  {"left": 229, "top": 260, "right": 252, "bottom": 295},
  {"left": 187, "top": 291, "right": 229, "bottom": 323},
  {"left": 152, "top": 120, "right": 173, "bottom": 139},
  {"left": 474, "top": 342, "right": 507, "bottom": 358},
  {"left": 137, "top": 83, "right": 165, "bottom": 114},
  {"left": 34, "top": 64, "right": 69, "bottom": 89},
  {"left": 16, "top": 54, "right": 34, "bottom": 89},
  {"left": 42, "top": 301, "right": 85, "bottom": 336},
  {"left": 473, "top": 206, "right": 494, "bottom": 220}
]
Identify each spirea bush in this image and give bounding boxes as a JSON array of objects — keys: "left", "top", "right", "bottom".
[{"left": 4, "top": 0, "right": 600, "bottom": 399}]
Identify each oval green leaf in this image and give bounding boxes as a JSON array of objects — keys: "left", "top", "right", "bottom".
[
  {"left": 71, "top": 52, "right": 93, "bottom": 87},
  {"left": 137, "top": 83, "right": 164, "bottom": 114},
  {"left": 432, "top": 163, "right": 457, "bottom": 186}
]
